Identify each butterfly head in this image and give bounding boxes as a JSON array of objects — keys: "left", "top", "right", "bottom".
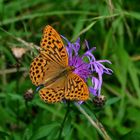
[{"left": 67, "top": 66, "right": 75, "bottom": 72}]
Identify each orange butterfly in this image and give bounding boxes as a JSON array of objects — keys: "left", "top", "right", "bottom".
[{"left": 29, "top": 25, "right": 89, "bottom": 103}]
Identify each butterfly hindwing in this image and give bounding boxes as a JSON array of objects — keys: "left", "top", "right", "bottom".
[
  {"left": 65, "top": 73, "right": 89, "bottom": 101},
  {"left": 39, "top": 76, "right": 66, "bottom": 103}
]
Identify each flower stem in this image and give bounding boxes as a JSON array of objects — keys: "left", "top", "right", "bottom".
[
  {"left": 16, "top": 60, "right": 20, "bottom": 126},
  {"left": 74, "top": 103, "right": 112, "bottom": 140},
  {"left": 58, "top": 101, "right": 70, "bottom": 140}
]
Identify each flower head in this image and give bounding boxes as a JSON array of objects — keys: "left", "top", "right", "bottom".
[{"left": 62, "top": 36, "right": 113, "bottom": 97}]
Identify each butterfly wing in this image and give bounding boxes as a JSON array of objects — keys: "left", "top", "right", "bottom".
[
  {"left": 39, "top": 75, "right": 66, "bottom": 103},
  {"left": 40, "top": 25, "right": 68, "bottom": 67},
  {"left": 65, "top": 73, "right": 89, "bottom": 101},
  {"left": 29, "top": 54, "right": 64, "bottom": 86},
  {"left": 30, "top": 25, "right": 68, "bottom": 86}
]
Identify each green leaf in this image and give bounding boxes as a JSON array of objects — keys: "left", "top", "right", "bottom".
[
  {"left": 29, "top": 123, "right": 59, "bottom": 140},
  {"left": 125, "top": 11, "right": 140, "bottom": 20},
  {"left": 22, "top": 128, "right": 33, "bottom": 140},
  {"left": 72, "top": 21, "right": 96, "bottom": 41},
  {"left": 72, "top": 15, "right": 86, "bottom": 41},
  {"left": 0, "top": 131, "right": 10, "bottom": 139},
  {"left": 121, "top": 131, "right": 140, "bottom": 140},
  {"left": 106, "top": 97, "right": 120, "bottom": 106},
  {"left": 128, "top": 59, "right": 140, "bottom": 98}
]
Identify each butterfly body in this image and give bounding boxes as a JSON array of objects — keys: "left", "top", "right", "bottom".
[
  {"left": 30, "top": 25, "right": 89, "bottom": 103},
  {"left": 43, "top": 66, "right": 74, "bottom": 87}
]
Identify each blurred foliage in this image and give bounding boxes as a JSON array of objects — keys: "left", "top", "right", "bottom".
[{"left": 0, "top": 0, "right": 140, "bottom": 140}]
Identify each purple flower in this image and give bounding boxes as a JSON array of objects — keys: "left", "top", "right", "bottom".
[{"left": 62, "top": 36, "right": 113, "bottom": 97}]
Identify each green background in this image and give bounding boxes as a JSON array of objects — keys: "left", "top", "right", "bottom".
[{"left": 0, "top": 0, "right": 140, "bottom": 140}]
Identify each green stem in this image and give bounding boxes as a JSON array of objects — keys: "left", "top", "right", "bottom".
[
  {"left": 16, "top": 60, "right": 20, "bottom": 125},
  {"left": 75, "top": 103, "right": 112, "bottom": 140},
  {"left": 58, "top": 102, "right": 70, "bottom": 140}
]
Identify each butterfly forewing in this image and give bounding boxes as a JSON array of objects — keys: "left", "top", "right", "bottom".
[
  {"left": 30, "top": 25, "right": 68, "bottom": 87},
  {"left": 40, "top": 25, "right": 68, "bottom": 67},
  {"left": 65, "top": 73, "right": 89, "bottom": 101},
  {"left": 30, "top": 54, "right": 47, "bottom": 86},
  {"left": 29, "top": 54, "right": 64, "bottom": 86}
]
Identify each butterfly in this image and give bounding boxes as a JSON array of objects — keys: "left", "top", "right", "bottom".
[{"left": 29, "top": 25, "right": 89, "bottom": 103}]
